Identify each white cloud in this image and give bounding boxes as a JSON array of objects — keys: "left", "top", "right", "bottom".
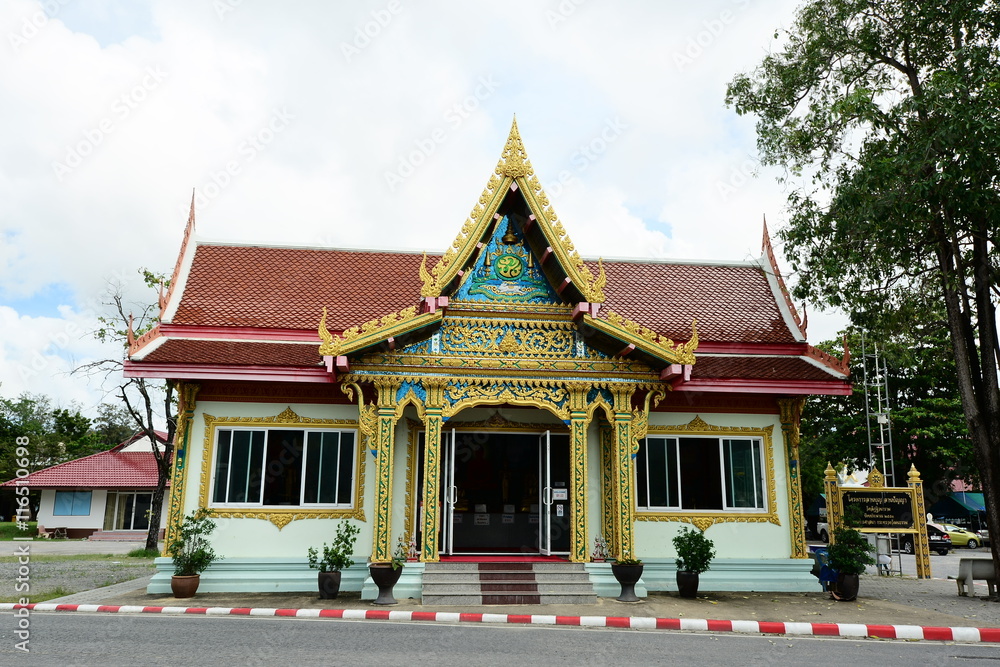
[{"left": 0, "top": 0, "right": 848, "bottom": 412}]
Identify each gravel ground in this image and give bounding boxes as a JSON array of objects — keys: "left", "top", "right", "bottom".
[{"left": 0, "top": 557, "right": 156, "bottom": 602}]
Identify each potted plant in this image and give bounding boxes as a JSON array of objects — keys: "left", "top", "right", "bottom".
[
  {"left": 672, "top": 526, "right": 716, "bottom": 598},
  {"left": 610, "top": 556, "right": 644, "bottom": 602},
  {"left": 827, "top": 525, "right": 875, "bottom": 601},
  {"left": 166, "top": 508, "right": 220, "bottom": 598},
  {"left": 307, "top": 519, "right": 360, "bottom": 600},
  {"left": 369, "top": 533, "right": 408, "bottom": 605}
]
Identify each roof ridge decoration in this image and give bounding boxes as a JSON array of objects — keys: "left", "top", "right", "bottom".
[
  {"left": 588, "top": 310, "right": 699, "bottom": 365},
  {"left": 318, "top": 305, "right": 442, "bottom": 357},
  {"left": 761, "top": 218, "right": 807, "bottom": 338},
  {"left": 160, "top": 189, "right": 197, "bottom": 318},
  {"left": 420, "top": 117, "right": 606, "bottom": 303}
]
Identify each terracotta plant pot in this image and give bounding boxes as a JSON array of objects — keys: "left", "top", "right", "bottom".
[
  {"left": 171, "top": 574, "right": 200, "bottom": 598},
  {"left": 369, "top": 564, "right": 402, "bottom": 605},
  {"left": 611, "top": 564, "right": 643, "bottom": 602},
  {"left": 676, "top": 570, "right": 699, "bottom": 598},
  {"left": 318, "top": 571, "right": 342, "bottom": 599}
]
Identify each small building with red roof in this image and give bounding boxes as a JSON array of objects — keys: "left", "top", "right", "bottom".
[
  {"left": 124, "top": 120, "right": 850, "bottom": 598},
  {"left": 2, "top": 432, "right": 168, "bottom": 540}
]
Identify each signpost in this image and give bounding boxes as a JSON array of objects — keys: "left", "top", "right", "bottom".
[{"left": 824, "top": 464, "right": 930, "bottom": 579}]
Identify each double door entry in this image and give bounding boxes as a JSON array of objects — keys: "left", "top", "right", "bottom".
[{"left": 425, "top": 430, "right": 570, "bottom": 556}]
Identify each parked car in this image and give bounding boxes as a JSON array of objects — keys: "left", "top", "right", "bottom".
[
  {"left": 816, "top": 521, "right": 829, "bottom": 543},
  {"left": 900, "top": 524, "right": 952, "bottom": 556},
  {"left": 976, "top": 528, "right": 990, "bottom": 546},
  {"left": 939, "top": 523, "right": 983, "bottom": 549}
]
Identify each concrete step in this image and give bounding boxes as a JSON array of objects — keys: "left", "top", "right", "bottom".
[{"left": 421, "top": 561, "right": 597, "bottom": 605}]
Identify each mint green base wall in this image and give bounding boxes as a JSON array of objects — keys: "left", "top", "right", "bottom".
[
  {"left": 636, "top": 558, "right": 820, "bottom": 593},
  {"left": 148, "top": 557, "right": 370, "bottom": 595},
  {"left": 150, "top": 558, "right": 818, "bottom": 596}
]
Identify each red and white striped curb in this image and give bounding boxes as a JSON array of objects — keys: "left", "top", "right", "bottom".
[{"left": 4, "top": 603, "right": 1000, "bottom": 642}]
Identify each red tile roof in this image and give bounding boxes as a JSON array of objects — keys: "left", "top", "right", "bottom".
[
  {"left": 143, "top": 339, "right": 322, "bottom": 366},
  {"left": 693, "top": 355, "right": 839, "bottom": 381},
  {"left": 1, "top": 450, "right": 164, "bottom": 489},
  {"left": 171, "top": 246, "right": 430, "bottom": 331},
  {"left": 169, "top": 244, "right": 794, "bottom": 345},
  {"left": 594, "top": 261, "right": 796, "bottom": 344}
]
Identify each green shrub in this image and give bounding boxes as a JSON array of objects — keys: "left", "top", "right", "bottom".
[
  {"left": 166, "top": 508, "right": 220, "bottom": 576},
  {"left": 827, "top": 526, "right": 875, "bottom": 575},
  {"left": 307, "top": 520, "right": 360, "bottom": 572},
  {"left": 672, "top": 526, "right": 716, "bottom": 574}
]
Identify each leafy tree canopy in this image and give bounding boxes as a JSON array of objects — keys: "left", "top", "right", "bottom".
[{"left": 728, "top": 0, "right": 1000, "bottom": 570}]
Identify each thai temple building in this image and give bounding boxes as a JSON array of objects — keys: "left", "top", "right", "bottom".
[{"left": 126, "top": 120, "right": 850, "bottom": 599}]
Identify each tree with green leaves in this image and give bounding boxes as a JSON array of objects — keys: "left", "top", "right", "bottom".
[
  {"left": 77, "top": 269, "right": 175, "bottom": 551},
  {"left": 727, "top": 0, "right": 1000, "bottom": 575},
  {"left": 800, "top": 327, "right": 974, "bottom": 512}
]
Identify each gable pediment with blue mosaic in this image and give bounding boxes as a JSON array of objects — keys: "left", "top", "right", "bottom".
[{"left": 452, "top": 215, "right": 561, "bottom": 304}]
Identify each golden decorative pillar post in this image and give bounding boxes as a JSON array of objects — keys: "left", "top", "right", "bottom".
[
  {"left": 610, "top": 386, "right": 635, "bottom": 560},
  {"left": 908, "top": 465, "right": 931, "bottom": 579},
  {"left": 371, "top": 378, "right": 400, "bottom": 563},
  {"left": 823, "top": 462, "right": 841, "bottom": 539},
  {"left": 568, "top": 386, "right": 590, "bottom": 563},
  {"left": 777, "top": 397, "right": 808, "bottom": 558},
  {"left": 164, "top": 381, "right": 199, "bottom": 552},
  {"left": 419, "top": 380, "right": 446, "bottom": 562},
  {"left": 599, "top": 422, "right": 616, "bottom": 551}
]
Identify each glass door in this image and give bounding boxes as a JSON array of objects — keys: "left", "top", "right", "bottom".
[
  {"left": 440, "top": 429, "right": 457, "bottom": 556},
  {"left": 539, "top": 430, "right": 552, "bottom": 555}
]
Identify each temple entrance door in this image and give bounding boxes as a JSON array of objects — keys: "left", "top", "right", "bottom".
[
  {"left": 539, "top": 431, "right": 571, "bottom": 556},
  {"left": 440, "top": 428, "right": 457, "bottom": 556}
]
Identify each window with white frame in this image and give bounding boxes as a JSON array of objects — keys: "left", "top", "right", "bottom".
[
  {"left": 211, "top": 428, "right": 356, "bottom": 507},
  {"left": 53, "top": 490, "right": 92, "bottom": 516},
  {"left": 636, "top": 436, "right": 765, "bottom": 511}
]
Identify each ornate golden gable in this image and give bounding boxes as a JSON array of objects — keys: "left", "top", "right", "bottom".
[{"left": 420, "top": 117, "right": 606, "bottom": 303}]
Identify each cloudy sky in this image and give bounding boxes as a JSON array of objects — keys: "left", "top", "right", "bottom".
[{"left": 0, "top": 0, "right": 846, "bottom": 416}]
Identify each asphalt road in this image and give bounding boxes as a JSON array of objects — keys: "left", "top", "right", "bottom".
[{"left": 2, "top": 613, "right": 1000, "bottom": 666}]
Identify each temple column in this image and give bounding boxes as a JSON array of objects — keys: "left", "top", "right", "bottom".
[
  {"left": 610, "top": 386, "right": 636, "bottom": 560},
  {"left": 568, "top": 386, "right": 590, "bottom": 563},
  {"left": 371, "top": 379, "right": 400, "bottom": 563},
  {"left": 419, "top": 380, "right": 446, "bottom": 562},
  {"left": 163, "top": 381, "right": 199, "bottom": 551},
  {"left": 778, "top": 397, "right": 808, "bottom": 559},
  {"left": 599, "top": 422, "right": 616, "bottom": 552}
]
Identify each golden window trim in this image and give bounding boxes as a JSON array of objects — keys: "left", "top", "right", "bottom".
[
  {"left": 634, "top": 416, "right": 780, "bottom": 528},
  {"left": 198, "top": 407, "right": 366, "bottom": 529}
]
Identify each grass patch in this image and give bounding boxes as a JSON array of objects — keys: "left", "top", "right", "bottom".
[
  {"left": 127, "top": 547, "right": 161, "bottom": 558},
  {"left": 0, "top": 522, "right": 38, "bottom": 540},
  {"left": 0, "top": 554, "right": 156, "bottom": 564},
  {"left": 0, "top": 586, "right": 75, "bottom": 604}
]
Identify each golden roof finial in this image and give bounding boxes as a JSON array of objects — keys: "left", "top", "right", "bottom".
[
  {"left": 591, "top": 258, "right": 607, "bottom": 302},
  {"left": 419, "top": 252, "right": 439, "bottom": 297},
  {"left": 497, "top": 116, "right": 532, "bottom": 179}
]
